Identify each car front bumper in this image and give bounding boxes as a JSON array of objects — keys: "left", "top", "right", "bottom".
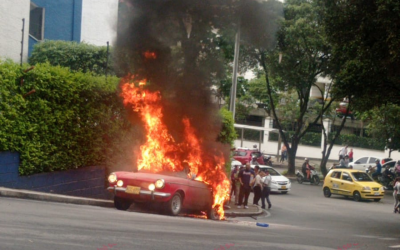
[
  {"left": 270, "top": 183, "right": 291, "bottom": 193},
  {"left": 360, "top": 191, "right": 385, "bottom": 199},
  {"left": 107, "top": 186, "right": 171, "bottom": 200}
]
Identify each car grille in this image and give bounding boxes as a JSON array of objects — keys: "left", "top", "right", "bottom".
[
  {"left": 278, "top": 182, "right": 288, "bottom": 185},
  {"left": 372, "top": 188, "right": 379, "bottom": 191}
]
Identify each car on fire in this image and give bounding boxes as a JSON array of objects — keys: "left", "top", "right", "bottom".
[{"left": 107, "top": 170, "right": 220, "bottom": 219}]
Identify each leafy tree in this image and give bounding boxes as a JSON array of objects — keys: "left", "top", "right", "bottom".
[
  {"left": 255, "top": 0, "right": 336, "bottom": 175},
  {"left": 319, "top": 0, "right": 400, "bottom": 112},
  {"left": 364, "top": 104, "right": 400, "bottom": 157},
  {"left": 29, "top": 40, "right": 113, "bottom": 76},
  {"left": 217, "top": 108, "right": 237, "bottom": 145}
]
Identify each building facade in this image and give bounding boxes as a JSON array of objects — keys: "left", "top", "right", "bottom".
[{"left": 0, "top": 0, "right": 119, "bottom": 62}]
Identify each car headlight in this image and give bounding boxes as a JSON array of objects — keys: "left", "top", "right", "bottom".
[
  {"left": 271, "top": 180, "right": 277, "bottom": 184},
  {"left": 108, "top": 173, "right": 117, "bottom": 183},
  {"left": 155, "top": 179, "right": 165, "bottom": 189},
  {"left": 148, "top": 183, "right": 155, "bottom": 191},
  {"left": 117, "top": 180, "right": 124, "bottom": 187},
  {"left": 380, "top": 187, "right": 385, "bottom": 192},
  {"left": 362, "top": 186, "right": 371, "bottom": 191}
]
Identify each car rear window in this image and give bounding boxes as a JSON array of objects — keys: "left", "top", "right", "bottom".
[
  {"left": 351, "top": 172, "right": 373, "bottom": 182},
  {"left": 234, "top": 151, "right": 247, "bottom": 156}
]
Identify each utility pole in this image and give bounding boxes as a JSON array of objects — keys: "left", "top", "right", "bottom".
[
  {"left": 229, "top": 23, "right": 241, "bottom": 120},
  {"left": 20, "top": 18, "right": 25, "bottom": 66}
]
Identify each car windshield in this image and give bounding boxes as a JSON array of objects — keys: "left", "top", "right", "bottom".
[
  {"left": 351, "top": 172, "right": 373, "bottom": 182},
  {"left": 261, "top": 168, "right": 280, "bottom": 176}
]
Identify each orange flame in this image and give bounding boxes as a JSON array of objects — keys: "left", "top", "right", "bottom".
[
  {"left": 120, "top": 75, "right": 230, "bottom": 219},
  {"left": 144, "top": 51, "right": 157, "bottom": 59}
]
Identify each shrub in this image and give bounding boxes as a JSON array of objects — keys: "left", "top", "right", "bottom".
[
  {"left": 29, "top": 40, "right": 114, "bottom": 76},
  {"left": 0, "top": 60, "right": 132, "bottom": 175}
]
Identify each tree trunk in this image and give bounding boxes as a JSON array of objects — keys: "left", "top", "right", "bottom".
[{"left": 287, "top": 140, "right": 298, "bottom": 175}]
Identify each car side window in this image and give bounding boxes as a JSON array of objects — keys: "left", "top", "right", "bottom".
[
  {"left": 368, "top": 157, "right": 377, "bottom": 164},
  {"left": 251, "top": 152, "right": 261, "bottom": 157},
  {"left": 357, "top": 157, "right": 368, "bottom": 164},
  {"left": 331, "top": 171, "right": 341, "bottom": 179},
  {"left": 342, "top": 173, "right": 352, "bottom": 182}
]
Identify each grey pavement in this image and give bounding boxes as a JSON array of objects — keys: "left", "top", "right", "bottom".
[{"left": 0, "top": 157, "right": 341, "bottom": 218}]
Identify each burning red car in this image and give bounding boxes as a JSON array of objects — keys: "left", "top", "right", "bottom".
[{"left": 107, "top": 170, "right": 220, "bottom": 219}]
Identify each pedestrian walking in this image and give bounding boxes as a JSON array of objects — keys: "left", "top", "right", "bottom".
[
  {"left": 233, "top": 167, "right": 242, "bottom": 205},
  {"left": 260, "top": 169, "right": 272, "bottom": 209},
  {"left": 348, "top": 148, "right": 354, "bottom": 162},
  {"left": 237, "top": 162, "right": 255, "bottom": 209},
  {"left": 280, "top": 144, "right": 287, "bottom": 163},
  {"left": 251, "top": 166, "right": 262, "bottom": 206},
  {"left": 393, "top": 177, "right": 400, "bottom": 213},
  {"left": 338, "top": 145, "right": 348, "bottom": 160}
]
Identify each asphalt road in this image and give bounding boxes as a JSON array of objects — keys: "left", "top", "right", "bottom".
[{"left": 1, "top": 182, "right": 400, "bottom": 250}]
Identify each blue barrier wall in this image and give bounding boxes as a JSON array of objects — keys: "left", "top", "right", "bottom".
[{"left": 0, "top": 151, "right": 110, "bottom": 199}]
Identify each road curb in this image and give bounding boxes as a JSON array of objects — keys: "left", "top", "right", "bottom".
[
  {"left": 224, "top": 206, "right": 263, "bottom": 217},
  {"left": 0, "top": 187, "right": 114, "bottom": 208}
]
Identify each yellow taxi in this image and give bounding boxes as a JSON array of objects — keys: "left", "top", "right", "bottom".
[{"left": 323, "top": 169, "right": 385, "bottom": 202}]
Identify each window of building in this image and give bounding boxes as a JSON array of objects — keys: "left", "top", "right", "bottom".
[{"left": 29, "top": 2, "right": 45, "bottom": 40}]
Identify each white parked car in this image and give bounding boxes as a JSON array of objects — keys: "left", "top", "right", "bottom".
[
  {"left": 348, "top": 156, "right": 392, "bottom": 172},
  {"left": 251, "top": 165, "right": 291, "bottom": 194}
]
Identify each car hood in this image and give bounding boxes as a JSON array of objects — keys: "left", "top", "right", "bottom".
[
  {"left": 271, "top": 175, "right": 290, "bottom": 182},
  {"left": 357, "top": 182, "right": 383, "bottom": 188},
  {"left": 114, "top": 171, "right": 189, "bottom": 183}
]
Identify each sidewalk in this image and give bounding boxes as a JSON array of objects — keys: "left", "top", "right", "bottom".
[{"left": 224, "top": 191, "right": 264, "bottom": 217}]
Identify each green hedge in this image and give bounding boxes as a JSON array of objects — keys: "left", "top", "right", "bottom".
[
  {"left": 0, "top": 60, "right": 133, "bottom": 175},
  {"left": 235, "top": 128, "right": 264, "bottom": 142},
  {"left": 29, "top": 40, "right": 113, "bottom": 76}
]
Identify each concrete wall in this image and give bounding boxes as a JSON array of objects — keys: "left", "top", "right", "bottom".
[
  {"left": 81, "top": 0, "right": 118, "bottom": 46},
  {"left": 0, "top": 151, "right": 110, "bottom": 199},
  {"left": 235, "top": 138, "right": 400, "bottom": 165},
  {"left": 0, "top": 0, "right": 30, "bottom": 62}
]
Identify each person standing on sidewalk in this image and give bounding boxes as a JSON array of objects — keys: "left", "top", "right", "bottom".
[
  {"left": 230, "top": 165, "right": 239, "bottom": 203},
  {"left": 348, "top": 148, "right": 354, "bottom": 162},
  {"left": 280, "top": 144, "right": 287, "bottom": 163},
  {"left": 260, "top": 169, "right": 272, "bottom": 209},
  {"left": 251, "top": 166, "right": 262, "bottom": 206},
  {"left": 238, "top": 162, "right": 255, "bottom": 209}
]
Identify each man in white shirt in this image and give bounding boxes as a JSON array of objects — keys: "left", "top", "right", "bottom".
[
  {"left": 260, "top": 169, "right": 272, "bottom": 209},
  {"left": 338, "top": 145, "right": 348, "bottom": 160}
]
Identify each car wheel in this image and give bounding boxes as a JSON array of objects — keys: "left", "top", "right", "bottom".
[
  {"left": 281, "top": 191, "right": 288, "bottom": 194},
  {"left": 353, "top": 191, "right": 361, "bottom": 202},
  {"left": 114, "top": 196, "right": 132, "bottom": 211},
  {"left": 374, "top": 198, "right": 381, "bottom": 202},
  {"left": 323, "top": 187, "right": 331, "bottom": 198},
  {"left": 166, "top": 192, "right": 182, "bottom": 216},
  {"left": 312, "top": 176, "right": 320, "bottom": 185},
  {"left": 206, "top": 205, "right": 221, "bottom": 220},
  {"left": 297, "top": 175, "right": 303, "bottom": 184}
]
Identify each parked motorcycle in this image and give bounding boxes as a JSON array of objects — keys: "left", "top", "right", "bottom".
[
  {"left": 296, "top": 168, "right": 320, "bottom": 185},
  {"left": 263, "top": 154, "right": 272, "bottom": 166}
]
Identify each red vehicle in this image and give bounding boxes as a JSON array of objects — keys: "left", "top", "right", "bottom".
[
  {"left": 107, "top": 170, "right": 219, "bottom": 219},
  {"left": 233, "top": 148, "right": 265, "bottom": 165},
  {"left": 336, "top": 101, "right": 354, "bottom": 118}
]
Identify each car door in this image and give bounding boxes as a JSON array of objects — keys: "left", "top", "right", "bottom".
[
  {"left": 340, "top": 172, "right": 355, "bottom": 197},
  {"left": 329, "top": 171, "right": 342, "bottom": 195},
  {"left": 368, "top": 157, "right": 377, "bottom": 170},
  {"left": 351, "top": 157, "right": 369, "bottom": 171}
]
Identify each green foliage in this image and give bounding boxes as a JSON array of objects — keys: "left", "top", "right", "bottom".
[
  {"left": 217, "top": 108, "right": 237, "bottom": 145},
  {"left": 0, "top": 60, "right": 133, "bottom": 175},
  {"left": 29, "top": 40, "right": 113, "bottom": 76},
  {"left": 319, "top": 0, "right": 400, "bottom": 111},
  {"left": 364, "top": 104, "right": 400, "bottom": 152}
]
